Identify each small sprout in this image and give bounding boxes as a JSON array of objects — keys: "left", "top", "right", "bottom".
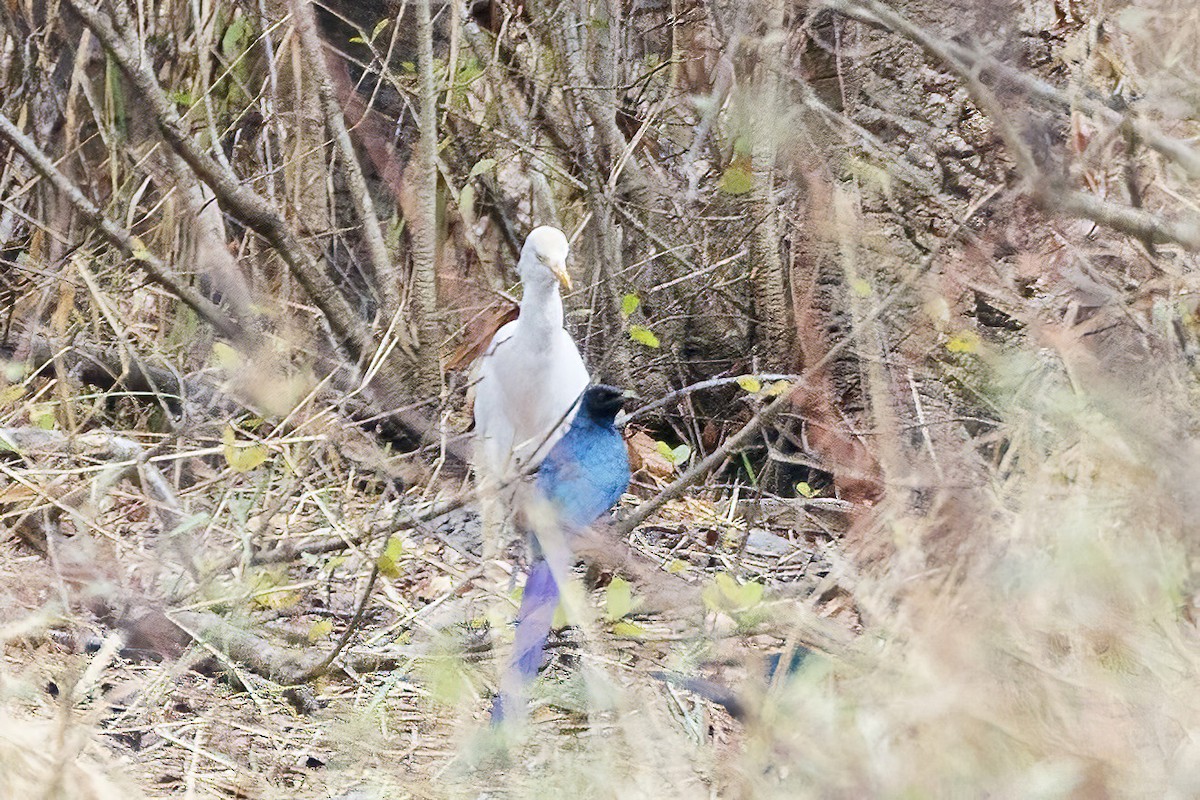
[
  {"left": 31, "top": 404, "right": 56, "bottom": 430},
  {"left": 655, "top": 440, "right": 691, "bottom": 467},
  {"left": 604, "top": 576, "right": 643, "bottom": 622},
  {"left": 796, "top": 481, "right": 818, "bottom": 498},
  {"left": 702, "top": 572, "right": 765, "bottom": 613},
  {"left": 249, "top": 568, "right": 299, "bottom": 610},
  {"left": 850, "top": 277, "right": 872, "bottom": 297},
  {"left": 129, "top": 236, "right": 151, "bottom": 262},
  {"left": 611, "top": 620, "right": 647, "bottom": 638},
  {"left": 468, "top": 157, "right": 496, "bottom": 179}
]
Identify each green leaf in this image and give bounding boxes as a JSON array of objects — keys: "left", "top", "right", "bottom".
[
  {"left": 740, "top": 451, "right": 758, "bottom": 487},
  {"left": 604, "top": 576, "right": 641, "bottom": 621},
  {"left": 611, "top": 620, "right": 647, "bottom": 638},
  {"left": 727, "top": 577, "right": 764, "bottom": 608},
  {"left": 31, "top": 404, "right": 55, "bottom": 430},
  {"left": 654, "top": 441, "right": 691, "bottom": 467},
  {"left": 371, "top": 18, "right": 390, "bottom": 40},
  {"left": 736, "top": 375, "right": 762, "bottom": 393},
  {"left": 850, "top": 277, "right": 872, "bottom": 297},
  {"left": 629, "top": 324, "right": 660, "bottom": 348},
  {"left": 421, "top": 654, "right": 473, "bottom": 706},
  {"left": 945, "top": 331, "right": 980, "bottom": 354},
  {"left": 718, "top": 164, "right": 753, "bottom": 195},
  {"left": 130, "top": 236, "right": 151, "bottom": 262},
  {"left": 703, "top": 572, "right": 765, "bottom": 612},
  {"left": 307, "top": 619, "right": 334, "bottom": 642},
  {"left": 621, "top": 293, "right": 640, "bottom": 319},
  {"left": 375, "top": 534, "right": 406, "bottom": 578},
  {"left": 468, "top": 157, "right": 496, "bottom": 179},
  {"left": 221, "top": 425, "right": 269, "bottom": 473},
  {"left": 796, "top": 481, "right": 817, "bottom": 498}
]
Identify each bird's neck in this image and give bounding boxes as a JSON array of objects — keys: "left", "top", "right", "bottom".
[{"left": 518, "top": 277, "right": 564, "bottom": 336}]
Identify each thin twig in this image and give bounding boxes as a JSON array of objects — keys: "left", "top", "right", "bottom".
[{"left": 0, "top": 112, "right": 241, "bottom": 341}]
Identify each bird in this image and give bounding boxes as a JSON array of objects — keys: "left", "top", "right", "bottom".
[
  {"left": 491, "top": 384, "right": 631, "bottom": 723},
  {"left": 472, "top": 225, "right": 590, "bottom": 480}
]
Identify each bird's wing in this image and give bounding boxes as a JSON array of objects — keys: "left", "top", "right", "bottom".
[
  {"left": 472, "top": 321, "right": 520, "bottom": 475},
  {"left": 477, "top": 323, "right": 589, "bottom": 471},
  {"left": 536, "top": 425, "right": 630, "bottom": 530}
]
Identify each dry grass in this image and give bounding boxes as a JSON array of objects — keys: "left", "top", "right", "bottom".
[
  {"left": 5, "top": 331, "right": 1200, "bottom": 798},
  {"left": 4, "top": 0, "right": 1200, "bottom": 797}
]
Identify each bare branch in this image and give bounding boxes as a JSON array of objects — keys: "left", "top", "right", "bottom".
[
  {"left": 64, "top": 0, "right": 417, "bottom": 372},
  {"left": 410, "top": 0, "right": 443, "bottom": 386},
  {"left": 0, "top": 111, "right": 242, "bottom": 341},
  {"left": 290, "top": 0, "right": 405, "bottom": 324}
]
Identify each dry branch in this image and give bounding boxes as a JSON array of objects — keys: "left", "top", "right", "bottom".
[
  {"left": 410, "top": 0, "right": 443, "bottom": 387},
  {"left": 0, "top": 112, "right": 242, "bottom": 341},
  {"left": 821, "top": 0, "right": 1200, "bottom": 251},
  {"left": 63, "top": 0, "right": 429, "bottom": 402},
  {"left": 290, "top": 0, "right": 404, "bottom": 323},
  {"left": 0, "top": 426, "right": 186, "bottom": 539}
]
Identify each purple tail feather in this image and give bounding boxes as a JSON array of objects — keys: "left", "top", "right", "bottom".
[{"left": 491, "top": 558, "right": 559, "bottom": 722}]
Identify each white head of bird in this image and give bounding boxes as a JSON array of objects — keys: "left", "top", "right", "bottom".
[{"left": 518, "top": 226, "right": 572, "bottom": 292}]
